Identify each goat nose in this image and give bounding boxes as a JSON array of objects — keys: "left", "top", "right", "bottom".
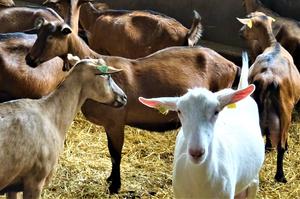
[
  {"left": 189, "top": 148, "right": 205, "bottom": 160},
  {"left": 25, "top": 54, "right": 37, "bottom": 68}
]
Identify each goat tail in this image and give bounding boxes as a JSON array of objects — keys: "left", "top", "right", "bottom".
[
  {"left": 238, "top": 51, "right": 249, "bottom": 90},
  {"left": 186, "top": 10, "right": 202, "bottom": 46}
]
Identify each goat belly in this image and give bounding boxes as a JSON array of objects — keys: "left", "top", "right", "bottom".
[{"left": 0, "top": 183, "right": 23, "bottom": 194}]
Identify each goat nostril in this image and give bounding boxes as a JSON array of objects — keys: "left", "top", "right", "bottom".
[{"left": 189, "top": 148, "right": 205, "bottom": 159}]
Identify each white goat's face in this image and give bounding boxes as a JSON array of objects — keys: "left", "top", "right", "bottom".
[
  {"left": 139, "top": 85, "right": 255, "bottom": 165},
  {"left": 176, "top": 89, "right": 219, "bottom": 164}
]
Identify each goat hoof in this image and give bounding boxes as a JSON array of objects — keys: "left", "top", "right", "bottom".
[
  {"left": 108, "top": 182, "right": 120, "bottom": 194},
  {"left": 275, "top": 174, "right": 287, "bottom": 183},
  {"left": 106, "top": 175, "right": 113, "bottom": 183}
]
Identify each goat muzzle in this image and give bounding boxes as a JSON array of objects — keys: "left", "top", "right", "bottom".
[
  {"left": 25, "top": 54, "right": 38, "bottom": 68},
  {"left": 113, "top": 94, "right": 127, "bottom": 108},
  {"left": 189, "top": 148, "right": 205, "bottom": 163}
]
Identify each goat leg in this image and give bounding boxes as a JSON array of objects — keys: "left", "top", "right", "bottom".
[
  {"left": 105, "top": 124, "right": 125, "bottom": 194},
  {"left": 275, "top": 144, "right": 287, "bottom": 183}
]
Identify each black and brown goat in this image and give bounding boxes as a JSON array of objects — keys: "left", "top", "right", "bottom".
[{"left": 238, "top": 11, "right": 300, "bottom": 183}]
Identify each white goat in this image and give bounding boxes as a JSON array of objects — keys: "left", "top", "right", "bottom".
[
  {"left": 139, "top": 52, "right": 265, "bottom": 199},
  {"left": 0, "top": 54, "right": 127, "bottom": 199}
]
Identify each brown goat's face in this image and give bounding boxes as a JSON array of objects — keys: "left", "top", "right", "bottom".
[
  {"left": 26, "top": 19, "right": 72, "bottom": 67},
  {"left": 237, "top": 12, "right": 275, "bottom": 41}
]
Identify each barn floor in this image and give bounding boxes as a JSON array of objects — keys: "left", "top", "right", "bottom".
[{"left": 1, "top": 112, "right": 299, "bottom": 199}]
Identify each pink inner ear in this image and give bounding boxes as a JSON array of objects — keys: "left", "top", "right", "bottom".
[
  {"left": 232, "top": 84, "right": 255, "bottom": 102},
  {"left": 138, "top": 97, "right": 160, "bottom": 108}
]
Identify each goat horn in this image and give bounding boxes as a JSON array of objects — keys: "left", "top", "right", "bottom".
[{"left": 34, "top": 17, "right": 48, "bottom": 29}]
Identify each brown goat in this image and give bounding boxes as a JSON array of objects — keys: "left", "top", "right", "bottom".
[
  {"left": 25, "top": 16, "right": 239, "bottom": 193},
  {"left": 242, "top": 0, "right": 300, "bottom": 69},
  {"left": 0, "top": 0, "right": 64, "bottom": 33},
  {"left": 238, "top": 12, "right": 300, "bottom": 183},
  {"left": 0, "top": 32, "right": 68, "bottom": 102},
  {"left": 44, "top": 0, "right": 202, "bottom": 58}
]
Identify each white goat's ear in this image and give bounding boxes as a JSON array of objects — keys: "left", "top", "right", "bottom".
[
  {"left": 217, "top": 84, "right": 255, "bottom": 109},
  {"left": 237, "top": 17, "right": 253, "bottom": 28},
  {"left": 67, "top": 54, "right": 80, "bottom": 66},
  {"left": 139, "top": 97, "right": 178, "bottom": 115}
]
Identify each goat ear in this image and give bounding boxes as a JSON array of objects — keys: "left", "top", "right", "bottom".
[
  {"left": 61, "top": 24, "right": 72, "bottom": 35},
  {"left": 105, "top": 66, "right": 123, "bottom": 74},
  {"left": 236, "top": 17, "right": 252, "bottom": 28},
  {"left": 139, "top": 97, "right": 178, "bottom": 114},
  {"left": 218, "top": 84, "right": 255, "bottom": 109},
  {"left": 34, "top": 17, "right": 47, "bottom": 29}
]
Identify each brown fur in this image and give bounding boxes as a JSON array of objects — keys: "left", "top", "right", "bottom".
[
  {"left": 0, "top": 33, "right": 67, "bottom": 102},
  {"left": 45, "top": 0, "right": 202, "bottom": 59},
  {"left": 239, "top": 11, "right": 300, "bottom": 183},
  {"left": 26, "top": 16, "right": 239, "bottom": 193},
  {"left": 242, "top": 0, "right": 300, "bottom": 69},
  {"left": 0, "top": 0, "right": 64, "bottom": 33}
]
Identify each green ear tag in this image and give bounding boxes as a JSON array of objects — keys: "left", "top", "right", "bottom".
[
  {"left": 157, "top": 105, "right": 169, "bottom": 115},
  {"left": 97, "top": 65, "right": 109, "bottom": 73}
]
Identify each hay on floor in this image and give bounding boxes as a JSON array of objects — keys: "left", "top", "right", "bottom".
[{"left": 1, "top": 112, "right": 299, "bottom": 198}]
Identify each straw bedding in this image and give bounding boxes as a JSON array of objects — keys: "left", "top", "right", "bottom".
[{"left": 1, "top": 112, "right": 299, "bottom": 198}]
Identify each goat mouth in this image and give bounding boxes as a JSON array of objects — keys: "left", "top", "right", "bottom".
[{"left": 113, "top": 95, "right": 127, "bottom": 108}]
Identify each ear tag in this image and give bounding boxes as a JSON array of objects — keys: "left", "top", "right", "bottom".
[
  {"left": 247, "top": 20, "right": 253, "bottom": 28},
  {"left": 227, "top": 103, "right": 237, "bottom": 109},
  {"left": 156, "top": 105, "right": 169, "bottom": 115},
  {"left": 97, "top": 65, "right": 108, "bottom": 73}
]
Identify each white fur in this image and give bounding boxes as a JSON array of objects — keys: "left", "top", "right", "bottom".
[{"left": 139, "top": 52, "right": 265, "bottom": 199}]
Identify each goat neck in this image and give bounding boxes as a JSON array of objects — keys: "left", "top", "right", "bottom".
[
  {"left": 243, "top": 0, "right": 261, "bottom": 13},
  {"left": 68, "top": 32, "right": 100, "bottom": 59},
  {"left": 64, "top": 0, "right": 81, "bottom": 35},
  {"left": 79, "top": 2, "right": 99, "bottom": 31},
  {"left": 258, "top": 24, "right": 277, "bottom": 50},
  {"left": 41, "top": 66, "right": 84, "bottom": 136}
]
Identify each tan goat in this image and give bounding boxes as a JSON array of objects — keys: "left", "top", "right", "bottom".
[
  {"left": 242, "top": 0, "right": 300, "bottom": 69},
  {"left": 0, "top": 0, "right": 14, "bottom": 7},
  {"left": 0, "top": 55, "right": 126, "bottom": 199},
  {"left": 25, "top": 16, "right": 239, "bottom": 193},
  {"left": 238, "top": 11, "right": 300, "bottom": 183},
  {"left": 44, "top": 0, "right": 202, "bottom": 58}
]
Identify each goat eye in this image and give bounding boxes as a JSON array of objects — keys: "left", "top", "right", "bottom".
[{"left": 47, "top": 35, "right": 53, "bottom": 41}]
